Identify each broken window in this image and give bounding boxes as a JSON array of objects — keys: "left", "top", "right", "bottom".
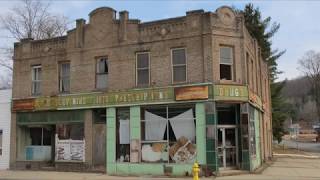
[
  {"left": 96, "top": 57, "right": 108, "bottom": 89},
  {"left": 172, "top": 48, "right": 187, "bottom": 83},
  {"left": 141, "top": 105, "right": 196, "bottom": 163},
  {"left": 220, "top": 47, "right": 233, "bottom": 80},
  {"left": 116, "top": 108, "right": 130, "bottom": 162},
  {"left": 56, "top": 124, "right": 84, "bottom": 140},
  {"left": 59, "top": 62, "right": 70, "bottom": 93},
  {"left": 136, "top": 52, "right": 150, "bottom": 86},
  {"left": 31, "top": 65, "right": 41, "bottom": 95},
  {"left": 16, "top": 126, "right": 53, "bottom": 161}
]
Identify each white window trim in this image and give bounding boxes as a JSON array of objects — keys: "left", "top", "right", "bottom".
[
  {"left": 31, "top": 65, "right": 41, "bottom": 95},
  {"left": 171, "top": 48, "right": 187, "bottom": 84},
  {"left": 136, "top": 52, "right": 151, "bottom": 86},
  {"left": 219, "top": 46, "right": 234, "bottom": 81}
]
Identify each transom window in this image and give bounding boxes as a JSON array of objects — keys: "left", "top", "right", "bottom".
[
  {"left": 59, "top": 62, "right": 70, "bottom": 93},
  {"left": 220, "top": 47, "right": 233, "bottom": 81},
  {"left": 31, "top": 65, "right": 41, "bottom": 95},
  {"left": 172, "top": 48, "right": 187, "bottom": 83},
  {"left": 96, "top": 57, "right": 108, "bottom": 89},
  {"left": 136, "top": 52, "right": 150, "bottom": 86}
]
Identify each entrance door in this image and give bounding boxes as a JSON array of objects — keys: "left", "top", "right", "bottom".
[{"left": 218, "top": 126, "right": 237, "bottom": 170}]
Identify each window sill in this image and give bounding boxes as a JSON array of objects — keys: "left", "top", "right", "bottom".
[{"left": 218, "top": 80, "right": 241, "bottom": 85}]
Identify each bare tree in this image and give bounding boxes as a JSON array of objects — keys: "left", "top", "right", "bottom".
[
  {"left": 0, "top": 0, "right": 69, "bottom": 87},
  {"left": 0, "top": 0, "right": 68, "bottom": 41},
  {"left": 298, "top": 50, "right": 320, "bottom": 124}
]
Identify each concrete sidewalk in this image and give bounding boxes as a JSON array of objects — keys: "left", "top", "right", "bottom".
[{"left": 1, "top": 157, "right": 320, "bottom": 180}]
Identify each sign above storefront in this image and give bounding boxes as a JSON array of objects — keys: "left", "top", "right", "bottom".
[
  {"left": 12, "top": 99, "right": 35, "bottom": 112},
  {"left": 12, "top": 84, "right": 264, "bottom": 112},
  {"left": 13, "top": 87, "right": 175, "bottom": 111},
  {"left": 175, "top": 85, "right": 209, "bottom": 101},
  {"left": 213, "top": 85, "right": 248, "bottom": 101}
]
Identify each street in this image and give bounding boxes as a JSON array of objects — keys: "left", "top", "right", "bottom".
[
  {"left": 1, "top": 157, "right": 320, "bottom": 180},
  {"left": 280, "top": 140, "right": 320, "bottom": 153}
]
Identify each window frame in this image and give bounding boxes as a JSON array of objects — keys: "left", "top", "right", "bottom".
[
  {"left": 31, "top": 65, "right": 42, "bottom": 96},
  {"left": 0, "top": 129, "right": 2, "bottom": 156},
  {"left": 171, "top": 48, "right": 187, "bottom": 84},
  {"left": 219, "top": 46, "right": 234, "bottom": 81},
  {"left": 140, "top": 104, "right": 196, "bottom": 164},
  {"left": 136, "top": 52, "right": 151, "bottom": 86},
  {"left": 58, "top": 61, "right": 70, "bottom": 93},
  {"left": 95, "top": 57, "right": 109, "bottom": 89}
]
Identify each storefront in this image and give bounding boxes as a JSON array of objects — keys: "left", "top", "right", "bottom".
[{"left": 12, "top": 83, "right": 264, "bottom": 175}]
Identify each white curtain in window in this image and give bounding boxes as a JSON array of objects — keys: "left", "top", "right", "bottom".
[
  {"left": 145, "top": 111, "right": 167, "bottom": 141},
  {"left": 119, "top": 119, "right": 130, "bottom": 144},
  {"left": 169, "top": 109, "right": 195, "bottom": 142}
]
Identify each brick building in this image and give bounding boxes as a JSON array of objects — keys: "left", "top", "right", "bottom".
[{"left": 10, "top": 6, "right": 272, "bottom": 176}]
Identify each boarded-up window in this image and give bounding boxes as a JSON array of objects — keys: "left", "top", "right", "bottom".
[
  {"left": 172, "top": 48, "right": 186, "bottom": 83},
  {"left": 96, "top": 57, "right": 108, "bottom": 89},
  {"left": 59, "top": 62, "right": 70, "bottom": 93},
  {"left": 136, "top": 52, "right": 150, "bottom": 86},
  {"left": 31, "top": 65, "right": 41, "bottom": 95},
  {"left": 220, "top": 47, "right": 233, "bottom": 80}
]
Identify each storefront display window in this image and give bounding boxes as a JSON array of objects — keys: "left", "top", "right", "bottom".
[
  {"left": 140, "top": 105, "right": 196, "bottom": 163},
  {"left": 17, "top": 125, "right": 53, "bottom": 161},
  {"left": 116, "top": 108, "right": 130, "bottom": 162}
]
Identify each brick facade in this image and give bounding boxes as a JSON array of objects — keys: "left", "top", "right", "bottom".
[{"left": 11, "top": 6, "right": 272, "bottom": 173}]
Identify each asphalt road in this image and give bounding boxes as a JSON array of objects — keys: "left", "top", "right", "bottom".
[{"left": 280, "top": 140, "right": 320, "bottom": 153}]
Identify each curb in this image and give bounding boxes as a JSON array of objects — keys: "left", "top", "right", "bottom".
[{"left": 273, "top": 153, "right": 320, "bottom": 159}]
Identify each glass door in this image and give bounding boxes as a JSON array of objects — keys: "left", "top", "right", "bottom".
[{"left": 218, "top": 126, "right": 238, "bottom": 170}]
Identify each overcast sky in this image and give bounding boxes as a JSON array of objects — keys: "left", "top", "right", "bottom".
[{"left": 1, "top": 0, "right": 320, "bottom": 81}]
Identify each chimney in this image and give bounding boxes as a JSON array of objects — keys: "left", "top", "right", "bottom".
[
  {"left": 76, "top": 19, "right": 85, "bottom": 48},
  {"left": 119, "top": 11, "right": 128, "bottom": 41}
]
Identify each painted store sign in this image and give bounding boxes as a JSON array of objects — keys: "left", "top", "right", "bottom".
[
  {"left": 175, "top": 85, "right": 209, "bottom": 101},
  {"left": 214, "top": 85, "right": 248, "bottom": 101}
]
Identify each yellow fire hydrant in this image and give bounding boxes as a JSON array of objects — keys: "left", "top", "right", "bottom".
[{"left": 192, "top": 162, "right": 200, "bottom": 180}]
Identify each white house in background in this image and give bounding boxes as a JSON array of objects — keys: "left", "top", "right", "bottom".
[{"left": 0, "top": 89, "right": 11, "bottom": 169}]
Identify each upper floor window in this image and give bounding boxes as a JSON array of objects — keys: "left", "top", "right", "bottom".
[
  {"left": 136, "top": 52, "right": 150, "bottom": 86},
  {"left": 59, "top": 62, "right": 70, "bottom": 93},
  {"left": 0, "top": 129, "right": 2, "bottom": 156},
  {"left": 220, "top": 47, "right": 233, "bottom": 81},
  {"left": 31, "top": 65, "right": 41, "bottom": 95},
  {"left": 172, "top": 48, "right": 187, "bottom": 83},
  {"left": 96, "top": 57, "right": 108, "bottom": 89}
]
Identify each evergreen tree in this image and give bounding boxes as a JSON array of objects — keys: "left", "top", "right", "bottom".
[{"left": 239, "top": 4, "right": 291, "bottom": 143}]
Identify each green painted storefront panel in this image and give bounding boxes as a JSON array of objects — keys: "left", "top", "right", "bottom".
[
  {"left": 16, "top": 110, "right": 84, "bottom": 124},
  {"left": 206, "top": 151, "right": 216, "bottom": 164},
  {"left": 251, "top": 109, "right": 262, "bottom": 171},
  {"left": 242, "top": 151, "right": 250, "bottom": 170},
  {"left": 128, "top": 164, "right": 163, "bottom": 175},
  {"left": 206, "top": 139, "right": 215, "bottom": 151},
  {"left": 106, "top": 108, "right": 116, "bottom": 166},
  {"left": 107, "top": 163, "right": 116, "bottom": 175},
  {"left": 196, "top": 103, "right": 206, "bottom": 164},
  {"left": 206, "top": 114, "right": 215, "bottom": 125},
  {"left": 171, "top": 164, "right": 193, "bottom": 176}
]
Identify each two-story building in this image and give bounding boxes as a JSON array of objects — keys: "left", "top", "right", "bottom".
[{"left": 10, "top": 6, "right": 272, "bottom": 176}]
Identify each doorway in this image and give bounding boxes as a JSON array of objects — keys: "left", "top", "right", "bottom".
[
  {"left": 217, "top": 104, "right": 239, "bottom": 170},
  {"left": 218, "top": 126, "right": 238, "bottom": 170}
]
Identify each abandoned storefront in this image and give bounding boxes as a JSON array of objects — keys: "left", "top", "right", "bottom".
[{"left": 12, "top": 84, "right": 263, "bottom": 175}]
